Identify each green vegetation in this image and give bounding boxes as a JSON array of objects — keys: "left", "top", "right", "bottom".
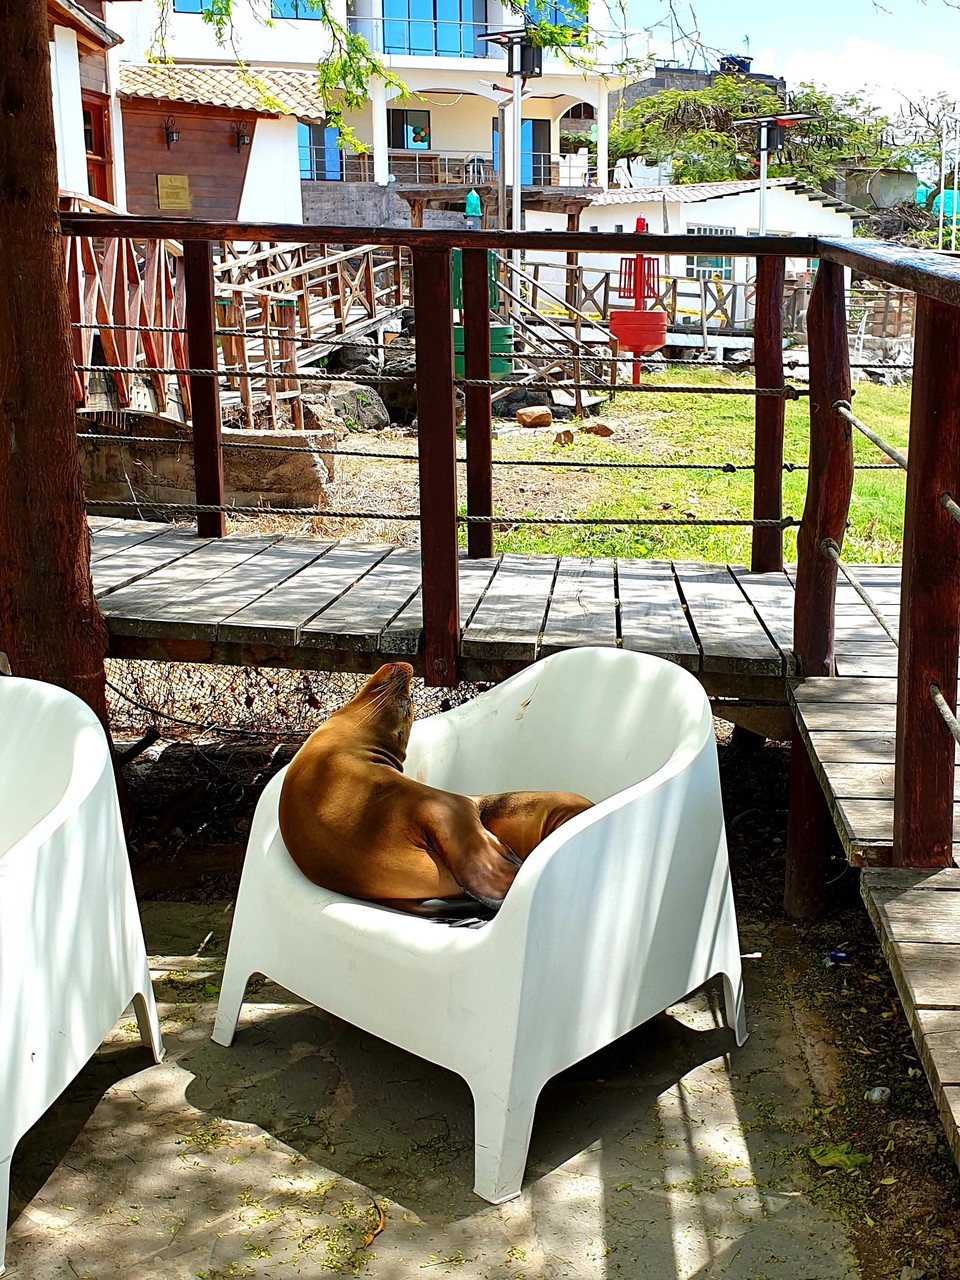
[{"left": 488, "top": 368, "right": 910, "bottom": 566}]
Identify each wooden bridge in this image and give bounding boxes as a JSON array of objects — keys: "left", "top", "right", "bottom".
[{"left": 61, "top": 213, "right": 960, "bottom": 1170}]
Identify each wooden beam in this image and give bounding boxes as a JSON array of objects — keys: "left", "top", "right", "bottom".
[
  {"left": 893, "top": 295, "right": 960, "bottom": 867},
  {"left": 182, "top": 240, "right": 226, "bottom": 537},
  {"left": 412, "top": 247, "right": 459, "bottom": 687},
  {"left": 792, "top": 259, "right": 853, "bottom": 676},
  {"left": 751, "top": 255, "right": 786, "bottom": 573},
  {"left": 462, "top": 247, "right": 493, "bottom": 560}
]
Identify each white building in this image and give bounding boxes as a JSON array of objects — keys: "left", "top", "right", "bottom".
[
  {"left": 100, "top": 0, "right": 647, "bottom": 225},
  {"left": 526, "top": 178, "right": 863, "bottom": 351}
]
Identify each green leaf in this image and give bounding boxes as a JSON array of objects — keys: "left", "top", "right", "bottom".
[{"left": 808, "top": 1141, "right": 874, "bottom": 1171}]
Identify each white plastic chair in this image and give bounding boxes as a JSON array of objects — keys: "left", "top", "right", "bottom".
[
  {"left": 213, "top": 648, "right": 746, "bottom": 1203},
  {"left": 0, "top": 677, "right": 164, "bottom": 1273}
]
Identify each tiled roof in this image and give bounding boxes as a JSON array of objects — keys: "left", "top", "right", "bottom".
[
  {"left": 592, "top": 177, "right": 864, "bottom": 216},
  {"left": 118, "top": 63, "right": 327, "bottom": 124},
  {"left": 50, "top": 0, "right": 122, "bottom": 50}
]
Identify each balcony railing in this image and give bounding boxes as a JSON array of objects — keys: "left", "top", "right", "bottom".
[
  {"left": 300, "top": 147, "right": 594, "bottom": 187},
  {"left": 347, "top": 16, "right": 499, "bottom": 58}
]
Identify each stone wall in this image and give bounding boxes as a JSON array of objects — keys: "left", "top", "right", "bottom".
[
  {"left": 80, "top": 418, "right": 337, "bottom": 515},
  {"left": 301, "top": 181, "right": 467, "bottom": 231}
]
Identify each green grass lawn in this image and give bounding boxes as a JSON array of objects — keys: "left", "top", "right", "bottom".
[{"left": 487, "top": 367, "right": 910, "bottom": 565}]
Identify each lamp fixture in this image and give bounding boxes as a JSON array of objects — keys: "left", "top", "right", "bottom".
[
  {"left": 235, "top": 121, "right": 252, "bottom": 151},
  {"left": 163, "top": 116, "right": 180, "bottom": 148}
]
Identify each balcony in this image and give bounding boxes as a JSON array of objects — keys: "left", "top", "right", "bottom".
[
  {"left": 347, "top": 16, "right": 500, "bottom": 58},
  {"left": 301, "top": 146, "right": 594, "bottom": 187}
]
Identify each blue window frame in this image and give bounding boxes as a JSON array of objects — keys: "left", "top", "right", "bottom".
[
  {"left": 525, "top": 0, "right": 582, "bottom": 27},
  {"left": 173, "top": 0, "right": 215, "bottom": 12},
  {"left": 298, "top": 122, "right": 342, "bottom": 180},
  {"left": 271, "top": 0, "right": 322, "bottom": 17},
  {"left": 382, "top": 0, "right": 487, "bottom": 56}
]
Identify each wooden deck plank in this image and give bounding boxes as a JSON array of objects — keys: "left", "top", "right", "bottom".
[
  {"left": 804, "top": 730, "right": 901, "bottom": 763},
  {"left": 211, "top": 542, "right": 394, "bottom": 646},
  {"left": 540, "top": 558, "right": 617, "bottom": 655},
  {"left": 92, "top": 528, "right": 212, "bottom": 596},
  {"left": 729, "top": 567, "right": 797, "bottom": 674},
  {"left": 90, "top": 519, "right": 170, "bottom": 563},
  {"left": 616, "top": 559, "right": 699, "bottom": 670},
  {"left": 461, "top": 554, "right": 558, "bottom": 662},
  {"left": 381, "top": 557, "right": 500, "bottom": 657},
  {"left": 99, "top": 537, "right": 282, "bottom": 639},
  {"left": 300, "top": 547, "right": 423, "bottom": 652},
  {"left": 792, "top": 677, "right": 899, "bottom": 704},
  {"left": 213, "top": 538, "right": 337, "bottom": 640},
  {"left": 674, "top": 561, "right": 783, "bottom": 675},
  {"left": 861, "top": 870, "right": 960, "bottom": 1168},
  {"left": 793, "top": 700, "right": 897, "bottom": 731}
]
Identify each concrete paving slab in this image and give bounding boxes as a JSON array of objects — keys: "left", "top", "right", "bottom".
[{"left": 5, "top": 904, "right": 860, "bottom": 1279}]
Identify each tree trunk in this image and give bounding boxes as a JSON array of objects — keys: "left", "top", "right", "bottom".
[{"left": 0, "top": 2, "right": 109, "bottom": 726}]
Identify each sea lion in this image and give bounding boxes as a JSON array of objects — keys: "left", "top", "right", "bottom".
[
  {"left": 278, "top": 662, "right": 592, "bottom": 912},
  {"left": 473, "top": 791, "right": 594, "bottom": 860}
]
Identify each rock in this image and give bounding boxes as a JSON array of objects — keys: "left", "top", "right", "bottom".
[
  {"left": 581, "top": 420, "right": 614, "bottom": 437},
  {"left": 377, "top": 338, "right": 418, "bottom": 423},
  {"left": 554, "top": 429, "right": 574, "bottom": 446},
  {"left": 517, "top": 405, "right": 553, "bottom": 429},
  {"left": 302, "top": 394, "right": 347, "bottom": 440},
  {"left": 326, "top": 335, "right": 380, "bottom": 377},
  {"left": 304, "top": 381, "right": 390, "bottom": 433},
  {"left": 865, "top": 1086, "right": 891, "bottom": 1105}
]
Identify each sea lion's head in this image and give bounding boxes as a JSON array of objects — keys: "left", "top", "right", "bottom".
[{"left": 344, "top": 662, "right": 415, "bottom": 764}]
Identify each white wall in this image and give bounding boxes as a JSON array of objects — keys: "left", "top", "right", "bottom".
[
  {"left": 526, "top": 185, "right": 856, "bottom": 322},
  {"left": 50, "top": 25, "right": 89, "bottom": 195},
  {"left": 105, "top": 0, "right": 344, "bottom": 66},
  {"left": 238, "top": 115, "right": 304, "bottom": 222}
]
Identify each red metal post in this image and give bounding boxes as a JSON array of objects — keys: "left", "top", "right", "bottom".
[
  {"left": 784, "top": 259, "right": 853, "bottom": 918},
  {"left": 462, "top": 247, "right": 494, "bottom": 559},
  {"left": 412, "top": 247, "right": 460, "bottom": 688},
  {"left": 751, "top": 255, "right": 786, "bottom": 572},
  {"left": 893, "top": 295, "right": 960, "bottom": 867},
  {"left": 182, "top": 240, "right": 226, "bottom": 537}
]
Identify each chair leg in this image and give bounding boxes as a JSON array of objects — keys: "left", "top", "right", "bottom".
[
  {"left": 721, "top": 970, "right": 748, "bottom": 1047},
  {"left": 132, "top": 986, "right": 165, "bottom": 1063},
  {"left": 210, "top": 959, "right": 252, "bottom": 1047},
  {"left": 469, "top": 1075, "right": 541, "bottom": 1204},
  {"left": 1, "top": 1150, "right": 12, "bottom": 1276}
]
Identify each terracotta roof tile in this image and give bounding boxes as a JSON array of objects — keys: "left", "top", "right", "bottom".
[{"left": 119, "top": 63, "right": 326, "bottom": 124}]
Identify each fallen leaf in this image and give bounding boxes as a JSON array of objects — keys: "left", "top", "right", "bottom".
[{"left": 809, "top": 1141, "right": 873, "bottom": 1171}]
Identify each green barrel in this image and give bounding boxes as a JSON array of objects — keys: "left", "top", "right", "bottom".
[
  {"left": 451, "top": 248, "right": 499, "bottom": 310},
  {"left": 453, "top": 323, "right": 514, "bottom": 380}
]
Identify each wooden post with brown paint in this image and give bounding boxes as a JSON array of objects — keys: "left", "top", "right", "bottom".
[
  {"left": 412, "top": 247, "right": 460, "bottom": 687},
  {"left": 893, "top": 295, "right": 960, "bottom": 867},
  {"left": 751, "top": 255, "right": 786, "bottom": 572},
  {"left": 182, "top": 240, "right": 226, "bottom": 537},
  {"left": 784, "top": 259, "right": 853, "bottom": 918},
  {"left": 462, "top": 247, "right": 494, "bottom": 559}
]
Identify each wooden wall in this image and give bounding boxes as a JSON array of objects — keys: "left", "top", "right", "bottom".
[{"left": 121, "top": 100, "right": 256, "bottom": 219}]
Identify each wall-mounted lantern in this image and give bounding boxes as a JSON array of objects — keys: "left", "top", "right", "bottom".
[
  {"left": 235, "top": 121, "right": 252, "bottom": 151},
  {"left": 163, "top": 116, "right": 180, "bottom": 148}
]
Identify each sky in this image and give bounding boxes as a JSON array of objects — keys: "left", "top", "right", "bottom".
[{"left": 633, "top": 0, "right": 960, "bottom": 113}]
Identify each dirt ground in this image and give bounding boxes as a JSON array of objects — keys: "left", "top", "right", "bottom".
[{"left": 104, "top": 710, "right": 960, "bottom": 1280}]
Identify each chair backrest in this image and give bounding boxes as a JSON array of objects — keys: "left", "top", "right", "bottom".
[
  {"left": 404, "top": 648, "right": 711, "bottom": 803},
  {"left": 0, "top": 677, "right": 108, "bottom": 857}
]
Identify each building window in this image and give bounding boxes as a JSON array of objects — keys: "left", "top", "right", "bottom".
[
  {"left": 388, "top": 109, "right": 431, "bottom": 149},
  {"left": 172, "top": 0, "right": 215, "bottom": 12},
  {"left": 525, "top": 0, "right": 582, "bottom": 29},
  {"left": 382, "top": 0, "right": 488, "bottom": 57},
  {"left": 271, "top": 0, "right": 322, "bottom": 16},
  {"left": 81, "top": 90, "right": 112, "bottom": 203},
  {"left": 686, "top": 224, "right": 735, "bottom": 281},
  {"left": 298, "top": 121, "right": 342, "bottom": 180},
  {"left": 561, "top": 102, "right": 595, "bottom": 121}
]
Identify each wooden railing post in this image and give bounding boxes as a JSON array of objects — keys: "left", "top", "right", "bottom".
[
  {"left": 462, "top": 247, "right": 494, "bottom": 559},
  {"left": 412, "top": 247, "right": 460, "bottom": 688},
  {"left": 182, "top": 240, "right": 225, "bottom": 537},
  {"left": 893, "top": 296, "right": 960, "bottom": 867},
  {"left": 751, "top": 255, "right": 786, "bottom": 572},
  {"left": 784, "top": 259, "right": 853, "bottom": 918}
]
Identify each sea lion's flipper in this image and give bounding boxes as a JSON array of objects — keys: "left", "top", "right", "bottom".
[
  {"left": 426, "top": 801, "right": 523, "bottom": 911},
  {"left": 474, "top": 791, "right": 594, "bottom": 860}
]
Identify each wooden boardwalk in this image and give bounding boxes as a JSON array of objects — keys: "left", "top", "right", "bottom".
[{"left": 89, "top": 518, "right": 799, "bottom": 690}]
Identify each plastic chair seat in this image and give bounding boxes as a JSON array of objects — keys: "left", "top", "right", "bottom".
[
  {"left": 213, "top": 648, "right": 746, "bottom": 1203},
  {"left": 0, "top": 677, "right": 163, "bottom": 1274}
]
